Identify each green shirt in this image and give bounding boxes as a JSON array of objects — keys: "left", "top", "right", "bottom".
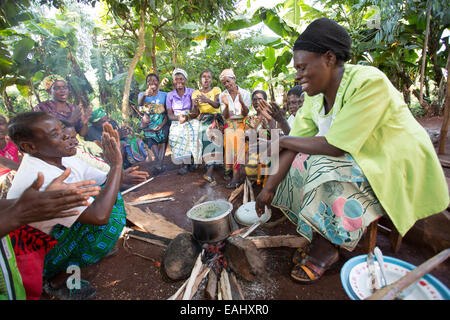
[
  {"left": 290, "top": 64, "right": 449, "bottom": 236},
  {"left": 0, "top": 236, "right": 26, "bottom": 300}
]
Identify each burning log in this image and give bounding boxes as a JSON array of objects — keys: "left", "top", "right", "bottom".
[
  {"left": 224, "top": 235, "right": 266, "bottom": 282},
  {"left": 219, "top": 269, "right": 233, "bottom": 300},
  {"left": 205, "top": 271, "right": 218, "bottom": 300},
  {"left": 248, "top": 235, "right": 309, "bottom": 249},
  {"left": 229, "top": 272, "right": 245, "bottom": 300},
  {"left": 183, "top": 252, "right": 206, "bottom": 300},
  {"left": 228, "top": 183, "right": 244, "bottom": 202}
]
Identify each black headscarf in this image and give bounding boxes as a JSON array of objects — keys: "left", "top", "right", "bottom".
[{"left": 293, "top": 18, "right": 351, "bottom": 62}]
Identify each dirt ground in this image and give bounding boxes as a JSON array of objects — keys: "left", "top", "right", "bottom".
[{"left": 42, "top": 116, "right": 450, "bottom": 301}]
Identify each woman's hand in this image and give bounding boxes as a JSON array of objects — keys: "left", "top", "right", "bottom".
[
  {"left": 13, "top": 171, "right": 101, "bottom": 226},
  {"left": 221, "top": 93, "right": 229, "bottom": 107},
  {"left": 101, "top": 122, "right": 122, "bottom": 167},
  {"left": 178, "top": 114, "right": 188, "bottom": 124},
  {"left": 69, "top": 107, "right": 83, "bottom": 124},
  {"left": 81, "top": 107, "right": 93, "bottom": 125},
  {"left": 255, "top": 189, "right": 274, "bottom": 217},
  {"left": 122, "top": 166, "right": 149, "bottom": 185}
]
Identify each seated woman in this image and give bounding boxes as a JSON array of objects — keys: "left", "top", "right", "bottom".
[
  {"left": 138, "top": 73, "right": 169, "bottom": 175},
  {"left": 84, "top": 107, "right": 119, "bottom": 144},
  {"left": 255, "top": 18, "right": 448, "bottom": 284},
  {"left": 34, "top": 75, "right": 90, "bottom": 136},
  {"left": 286, "top": 85, "right": 304, "bottom": 128},
  {"left": 0, "top": 114, "right": 21, "bottom": 198},
  {"left": 1, "top": 171, "right": 100, "bottom": 300},
  {"left": 7, "top": 111, "right": 126, "bottom": 300},
  {"left": 244, "top": 90, "right": 276, "bottom": 185},
  {"left": 119, "top": 125, "right": 148, "bottom": 170},
  {"left": 166, "top": 68, "right": 201, "bottom": 175},
  {"left": 192, "top": 70, "right": 223, "bottom": 185},
  {"left": 219, "top": 69, "right": 252, "bottom": 189}
]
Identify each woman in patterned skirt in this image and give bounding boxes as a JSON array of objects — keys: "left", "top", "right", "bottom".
[{"left": 255, "top": 18, "right": 448, "bottom": 284}]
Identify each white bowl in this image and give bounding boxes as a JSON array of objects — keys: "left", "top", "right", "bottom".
[{"left": 234, "top": 201, "right": 271, "bottom": 226}]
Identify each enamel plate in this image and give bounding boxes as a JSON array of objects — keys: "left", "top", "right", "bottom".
[{"left": 341, "top": 255, "right": 450, "bottom": 300}]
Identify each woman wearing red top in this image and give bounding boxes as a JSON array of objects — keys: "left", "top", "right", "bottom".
[{"left": 0, "top": 114, "right": 21, "bottom": 198}]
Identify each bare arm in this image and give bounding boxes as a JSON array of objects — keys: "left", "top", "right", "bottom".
[
  {"left": 76, "top": 123, "right": 123, "bottom": 225},
  {"left": 279, "top": 135, "right": 344, "bottom": 157},
  {"left": 0, "top": 170, "right": 100, "bottom": 237}
]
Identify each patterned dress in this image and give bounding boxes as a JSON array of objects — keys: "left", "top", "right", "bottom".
[
  {"left": 43, "top": 191, "right": 126, "bottom": 281},
  {"left": 193, "top": 87, "right": 224, "bottom": 167},
  {"left": 274, "top": 63, "right": 448, "bottom": 250},
  {"left": 138, "top": 91, "right": 169, "bottom": 147}
]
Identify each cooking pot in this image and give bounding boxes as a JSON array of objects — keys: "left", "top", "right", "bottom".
[{"left": 186, "top": 200, "right": 233, "bottom": 243}]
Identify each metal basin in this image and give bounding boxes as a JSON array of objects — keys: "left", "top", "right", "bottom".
[{"left": 186, "top": 200, "right": 233, "bottom": 243}]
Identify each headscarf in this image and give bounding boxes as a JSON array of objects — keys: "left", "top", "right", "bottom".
[
  {"left": 219, "top": 69, "right": 235, "bottom": 82},
  {"left": 40, "top": 74, "right": 65, "bottom": 91},
  {"left": 90, "top": 107, "right": 107, "bottom": 123},
  {"left": 293, "top": 18, "right": 351, "bottom": 62},
  {"left": 172, "top": 68, "right": 188, "bottom": 80}
]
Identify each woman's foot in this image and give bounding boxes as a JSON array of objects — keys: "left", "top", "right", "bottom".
[
  {"left": 178, "top": 165, "right": 189, "bottom": 175},
  {"left": 43, "top": 279, "right": 97, "bottom": 300},
  {"left": 290, "top": 236, "right": 339, "bottom": 284}
]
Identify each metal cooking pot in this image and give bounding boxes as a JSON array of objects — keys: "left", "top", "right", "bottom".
[{"left": 186, "top": 200, "right": 233, "bottom": 243}]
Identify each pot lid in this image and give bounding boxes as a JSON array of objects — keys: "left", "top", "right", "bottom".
[{"left": 234, "top": 201, "right": 271, "bottom": 226}]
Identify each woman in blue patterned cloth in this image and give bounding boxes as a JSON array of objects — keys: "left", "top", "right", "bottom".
[{"left": 138, "top": 73, "right": 170, "bottom": 176}]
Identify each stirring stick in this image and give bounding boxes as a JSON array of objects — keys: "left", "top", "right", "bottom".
[{"left": 122, "top": 177, "right": 154, "bottom": 195}]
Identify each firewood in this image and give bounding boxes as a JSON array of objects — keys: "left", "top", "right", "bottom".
[
  {"left": 205, "top": 271, "right": 218, "bottom": 300},
  {"left": 243, "top": 178, "right": 248, "bottom": 204},
  {"left": 189, "top": 266, "right": 210, "bottom": 300},
  {"left": 167, "top": 279, "right": 188, "bottom": 300},
  {"left": 247, "top": 235, "right": 309, "bottom": 249},
  {"left": 224, "top": 235, "right": 266, "bottom": 282},
  {"left": 229, "top": 272, "right": 245, "bottom": 300},
  {"left": 124, "top": 203, "right": 186, "bottom": 240},
  {"left": 122, "top": 177, "right": 154, "bottom": 195},
  {"left": 219, "top": 269, "right": 233, "bottom": 300},
  {"left": 128, "top": 197, "right": 174, "bottom": 206},
  {"left": 368, "top": 248, "right": 450, "bottom": 300},
  {"left": 228, "top": 183, "right": 244, "bottom": 202},
  {"left": 246, "top": 178, "right": 255, "bottom": 202},
  {"left": 182, "top": 252, "right": 204, "bottom": 300}
]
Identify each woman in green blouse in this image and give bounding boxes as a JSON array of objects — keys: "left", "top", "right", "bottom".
[{"left": 255, "top": 18, "right": 448, "bottom": 284}]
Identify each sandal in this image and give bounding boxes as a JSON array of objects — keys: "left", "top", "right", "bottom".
[
  {"left": 43, "top": 279, "right": 97, "bottom": 300},
  {"left": 152, "top": 166, "right": 162, "bottom": 176},
  {"left": 178, "top": 165, "right": 189, "bottom": 175},
  {"left": 225, "top": 181, "right": 242, "bottom": 189},
  {"left": 292, "top": 246, "right": 311, "bottom": 265},
  {"left": 203, "top": 174, "right": 217, "bottom": 186},
  {"left": 290, "top": 249, "right": 339, "bottom": 284}
]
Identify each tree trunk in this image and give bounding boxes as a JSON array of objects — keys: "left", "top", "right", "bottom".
[
  {"left": 438, "top": 51, "right": 450, "bottom": 155},
  {"left": 121, "top": 1, "right": 147, "bottom": 119},
  {"left": 67, "top": 50, "right": 92, "bottom": 111},
  {"left": 151, "top": 28, "right": 158, "bottom": 73},
  {"left": 1, "top": 90, "right": 14, "bottom": 115},
  {"left": 419, "top": 0, "right": 432, "bottom": 106}
]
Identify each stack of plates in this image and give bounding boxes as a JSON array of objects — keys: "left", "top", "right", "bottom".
[{"left": 340, "top": 255, "right": 450, "bottom": 300}]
